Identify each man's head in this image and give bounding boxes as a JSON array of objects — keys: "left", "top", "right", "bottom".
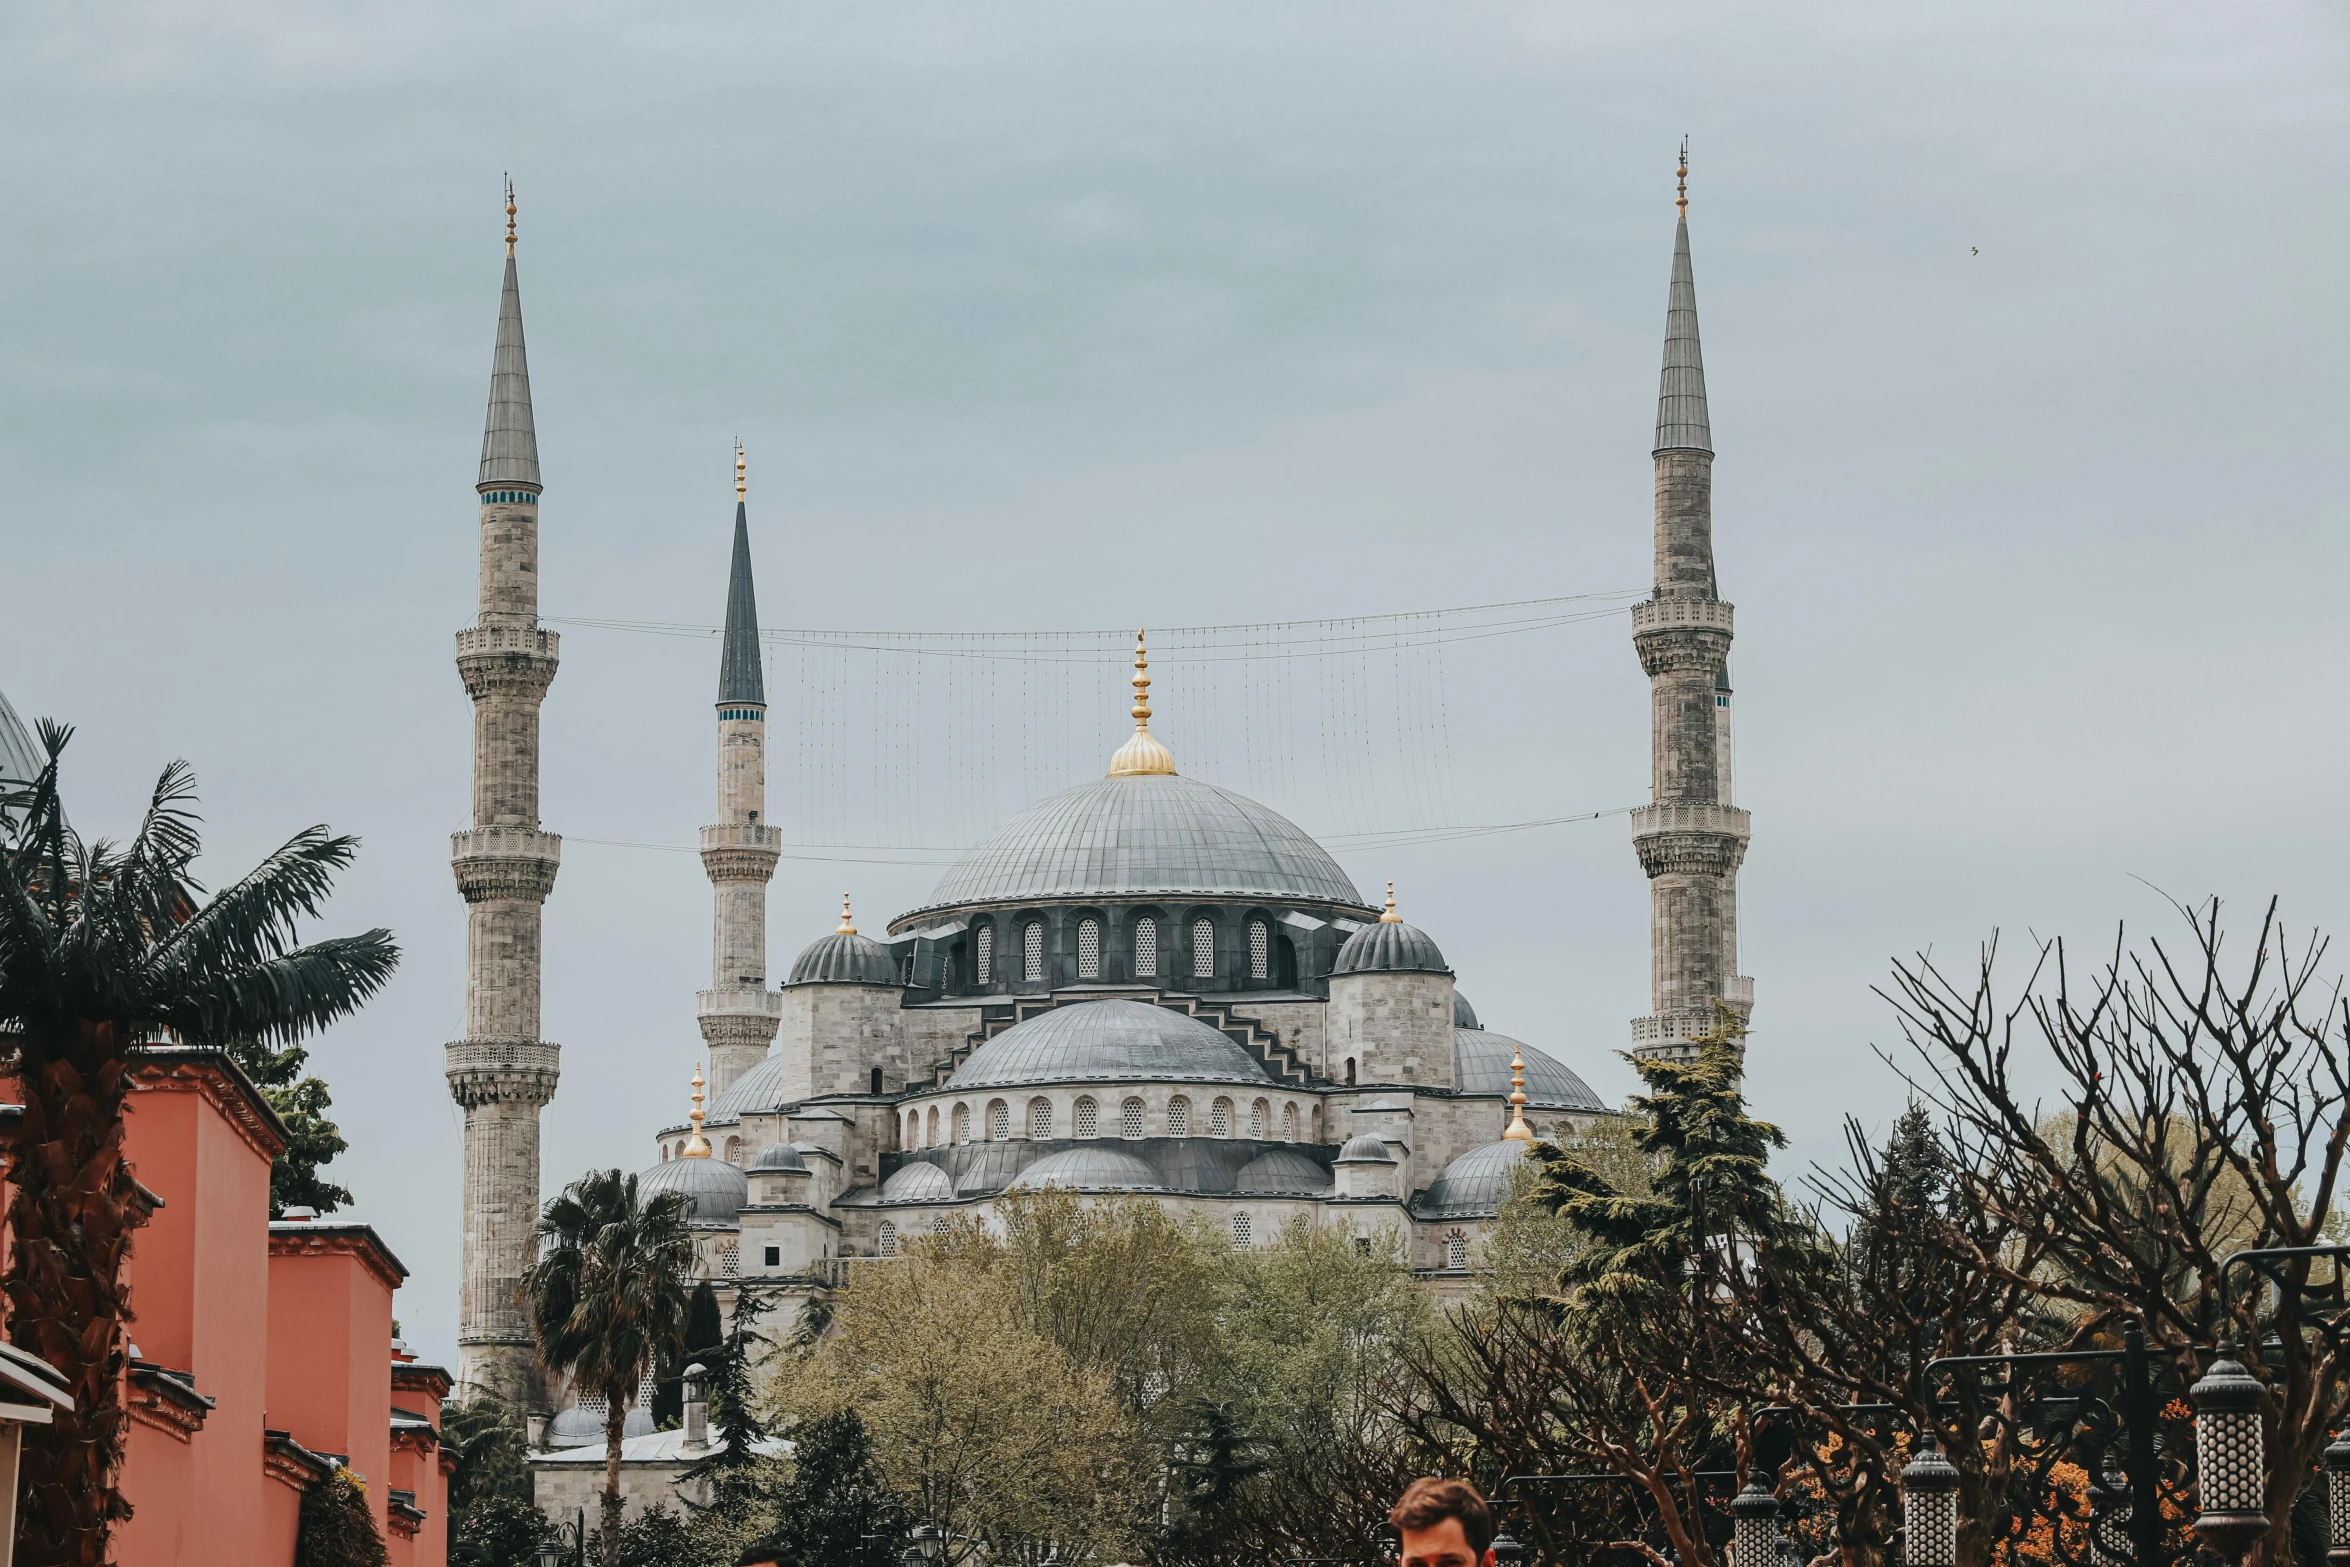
[{"left": 1391, "top": 1477, "right": 1495, "bottom": 1567}]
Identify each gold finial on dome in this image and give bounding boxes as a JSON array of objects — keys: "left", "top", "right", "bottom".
[
  {"left": 683, "top": 1062, "right": 712, "bottom": 1157},
  {"left": 837, "top": 892, "right": 856, "bottom": 935},
  {"left": 1675, "top": 138, "right": 1688, "bottom": 219},
  {"left": 1106, "top": 628, "right": 1177, "bottom": 777},
  {"left": 1380, "top": 881, "right": 1402, "bottom": 923},
  {"left": 1502, "top": 1044, "right": 1534, "bottom": 1142},
  {"left": 736, "top": 440, "right": 747, "bottom": 501},
  {"left": 504, "top": 175, "right": 518, "bottom": 255}
]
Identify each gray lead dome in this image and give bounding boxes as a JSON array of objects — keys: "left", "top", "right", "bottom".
[
  {"left": 947, "top": 1000, "right": 1273, "bottom": 1091},
  {"left": 636, "top": 1155, "right": 748, "bottom": 1225},
  {"left": 1452, "top": 1029, "right": 1606, "bottom": 1112},
  {"left": 1415, "top": 1139, "right": 1533, "bottom": 1221},
  {"left": 915, "top": 773, "right": 1364, "bottom": 913},
  {"left": 1332, "top": 920, "right": 1448, "bottom": 976},
  {"left": 789, "top": 930, "right": 899, "bottom": 986}
]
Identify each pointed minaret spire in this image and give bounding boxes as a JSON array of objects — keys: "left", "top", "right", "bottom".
[
  {"left": 1655, "top": 141, "right": 1713, "bottom": 458},
  {"left": 719, "top": 444, "right": 764, "bottom": 704},
  {"left": 479, "top": 180, "right": 541, "bottom": 491}
]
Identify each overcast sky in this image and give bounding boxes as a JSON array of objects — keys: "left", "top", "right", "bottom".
[{"left": 4, "top": 2, "right": 2346, "bottom": 1369}]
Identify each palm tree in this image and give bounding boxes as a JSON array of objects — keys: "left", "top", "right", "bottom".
[
  {"left": 0, "top": 722, "right": 398, "bottom": 1565},
  {"left": 523, "top": 1169, "right": 696, "bottom": 1567}
]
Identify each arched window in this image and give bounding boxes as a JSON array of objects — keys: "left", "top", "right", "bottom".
[
  {"left": 1248, "top": 919, "right": 1269, "bottom": 980},
  {"left": 1077, "top": 918, "right": 1102, "bottom": 979},
  {"left": 1073, "top": 1097, "right": 1099, "bottom": 1139},
  {"left": 1028, "top": 1097, "right": 1054, "bottom": 1140},
  {"left": 1345, "top": 1057, "right": 1357, "bottom": 1086},
  {"left": 1446, "top": 1232, "right": 1468, "bottom": 1270},
  {"left": 1121, "top": 1097, "right": 1145, "bottom": 1139},
  {"left": 724, "top": 1136, "right": 741, "bottom": 1165},
  {"left": 988, "top": 1100, "right": 1010, "bottom": 1141},
  {"left": 1133, "top": 917, "right": 1159, "bottom": 978},
  {"left": 1231, "top": 1212, "right": 1253, "bottom": 1249},
  {"left": 1168, "top": 1096, "right": 1190, "bottom": 1138},
  {"left": 660, "top": 1145, "right": 670, "bottom": 1162},
  {"left": 1210, "top": 1097, "right": 1232, "bottom": 1139},
  {"left": 1281, "top": 1102, "right": 1298, "bottom": 1143},
  {"left": 975, "top": 925, "right": 994, "bottom": 983},
  {"left": 877, "top": 1221, "right": 899, "bottom": 1258},
  {"left": 1249, "top": 1100, "right": 1268, "bottom": 1140},
  {"left": 925, "top": 1107, "right": 940, "bottom": 1147},
  {"left": 905, "top": 1111, "right": 919, "bottom": 1147},
  {"left": 871, "top": 1067, "right": 884, "bottom": 1095},
  {"left": 952, "top": 1103, "right": 971, "bottom": 1144},
  {"left": 1023, "top": 921, "right": 1045, "bottom": 983},
  {"left": 1192, "top": 918, "right": 1214, "bottom": 978}
]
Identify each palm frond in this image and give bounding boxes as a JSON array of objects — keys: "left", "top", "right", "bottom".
[
  {"left": 151, "top": 931, "right": 401, "bottom": 1048},
  {"left": 140, "top": 828, "right": 365, "bottom": 991}
]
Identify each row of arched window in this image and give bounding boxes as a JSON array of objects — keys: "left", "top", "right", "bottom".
[
  {"left": 882, "top": 1215, "right": 1471, "bottom": 1267},
  {"left": 960, "top": 914, "right": 1278, "bottom": 986},
  {"left": 904, "top": 1093, "right": 1307, "bottom": 1148}
]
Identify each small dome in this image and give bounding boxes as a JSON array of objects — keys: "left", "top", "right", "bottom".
[
  {"left": 1453, "top": 991, "right": 1481, "bottom": 1030},
  {"left": 705, "top": 1054, "right": 784, "bottom": 1122},
  {"left": 749, "top": 1143, "right": 807, "bottom": 1173},
  {"left": 1009, "top": 1147, "right": 1168, "bottom": 1193},
  {"left": 948, "top": 1000, "right": 1272, "bottom": 1092},
  {"left": 547, "top": 1402, "right": 651, "bottom": 1447},
  {"left": 789, "top": 930, "right": 900, "bottom": 987},
  {"left": 635, "top": 1155, "right": 749, "bottom": 1225},
  {"left": 1232, "top": 1148, "right": 1333, "bottom": 1195},
  {"left": 880, "top": 1162, "right": 955, "bottom": 1203},
  {"left": 1333, "top": 920, "right": 1448, "bottom": 976},
  {"left": 1453, "top": 1029, "right": 1607, "bottom": 1112},
  {"left": 1415, "top": 1139, "right": 1534, "bottom": 1221},
  {"left": 1334, "top": 1133, "right": 1397, "bottom": 1164}
]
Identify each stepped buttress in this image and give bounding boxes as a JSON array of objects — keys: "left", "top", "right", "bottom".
[{"left": 447, "top": 234, "right": 560, "bottom": 1401}]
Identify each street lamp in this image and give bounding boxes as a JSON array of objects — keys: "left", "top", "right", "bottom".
[
  {"left": 2325, "top": 1424, "right": 2350, "bottom": 1567},
  {"left": 2189, "top": 1339, "right": 2270, "bottom": 1562},
  {"left": 536, "top": 1536, "right": 562, "bottom": 1567},
  {"left": 1899, "top": 1432, "right": 1959, "bottom": 1567},
  {"left": 1730, "top": 1479, "right": 1783, "bottom": 1567},
  {"left": 1490, "top": 1525, "right": 1526, "bottom": 1567}
]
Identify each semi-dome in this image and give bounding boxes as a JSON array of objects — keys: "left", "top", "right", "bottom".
[
  {"left": 749, "top": 1143, "right": 807, "bottom": 1173},
  {"left": 1232, "top": 1148, "right": 1333, "bottom": 1195},
  {"left": 789, "top": 929, "right": 899, "bottom": 987},
  {"left": 1415, "top": 1139, "right": 1533, "bottom": 1221},
  {"left": 546, "top": 1403, "right": 654, "bottom": 1448},
  {"left": 947, "top": 1000, "right": 1272, "bottom": 1092},
  {"left": 1333, "top": 918, "right": 1448, "bottom": 976},
  {"left": 1334, "top": 1133, "right": 1397, "bottom": 1164},
  {"left": 1453, "top": 991, "right": 1481, "bottom": 1030},
  {"left": 911, "top": 773, "right": 1364, "bottom": 914},
  {"left": 1453, "top": 1030, "right": 1607, "bottom": 1113},
  {"left": 880, "top": 1162, "right": 955, "bottom": 1203},
  {"left": 635, "top": 1154, "right": 748, "bottom": 1225},
  {"left": 1009, "top": 1147, "right": 1168, "bottom": 1193},
  {"left": 706, "top": 1055, "right": 784, "bottom": 1121}
]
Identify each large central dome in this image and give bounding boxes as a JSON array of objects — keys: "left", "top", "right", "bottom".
[{"left": 915, "top": 773, "right": 1365, "bottom": 913}]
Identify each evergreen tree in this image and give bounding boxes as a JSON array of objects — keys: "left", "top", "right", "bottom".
[
  {"left": 441, "top": 1392, "right": 532, "bottom": 1513},
  {"left": 226, "top": 1036, "right": 352, "bottom": 1216},
  {"left": 654, "top": 1280, "right": 724, "bottom": 1428},
  {"left": 449, "top": 1495, "right": 550, "bottom": 1567},
  {"left": 682, "top": 1288, "right": 772, "bottom": 1490},
  {"left": 754, "top": 1409, "right": 904, "bottom": 1567}
]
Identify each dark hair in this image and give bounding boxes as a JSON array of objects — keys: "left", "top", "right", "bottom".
[{"left": 1391, "top": 1477, "right": 1494, "bottom": 1555}]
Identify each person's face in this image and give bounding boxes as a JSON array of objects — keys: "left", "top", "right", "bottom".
[{"left": 1398, "top": 1517, "right": 1494, "bottom": 1567}]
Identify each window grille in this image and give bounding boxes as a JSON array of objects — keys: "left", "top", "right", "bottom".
[
  {"left": 1192, "top": 919, "right": 1214, "bottom": 978},
  {"left": 724, "top": 1137, "right": 741, "bottom": 1165},
  {"left": 1210, "top": 1098, "right": 1232, "bottom": 1138},
  {"left": 1078, "top": 919, "right": 1101, "bottom": 979},
  {"left": 1250, "top": 1100, "right": 1268, "bottom": 1140},
  {"left": 989, "top": 1100, "right": 1010, "bottom": 1140},
  {"left": 1232, "top": 1212, "right": 1253, "bottom": 1248},
  {"left": 1122, "top": 1098, "right": 1145, "bottom": 1139},
  {"left": 1029, "top": 1098, "right": 1053, "bottom": 1139},
  {"left": 878, "top": 1221, "right": 898, "bottom": 1257},
  {"left": 720, "top": 1241, "right": 741, "bottom": 1278},
  {"left": 1446, "top": 1233, "right": 1468, "bottom": 1270},
  {"left": 763, "top": 1245, "right": 780, "bottom": 1268},
  {"left": 1282, "top": 1103, "right": 1298, "bottom": 1143},
  {"left": 1073, "top": 1097, "right": 1099, "bottom": 1139},
  {"left": 577, "top": 1394, "right": 607, "bottom": 1417},
  {"left": 1168, "top": 1096, "right": 1190, "bottom": 1138},
  {"left": 1249, "top": 920, "right": 1269, "bottom": 979},
  {"left": 1133, "top": 917, "right": 1158, "bottom": 977},
  {"left": 637, "top": 1368, "right": 655, "bottom": 1408},
  {"left": 1024, "top": 922, "right": 1044, "bottom": 982},
  {"left": 975, "top": 925, "right": 993, "bottom": 982},
  {"left": 953, "top": 1103, "right": 970, "bottom": 1144}
]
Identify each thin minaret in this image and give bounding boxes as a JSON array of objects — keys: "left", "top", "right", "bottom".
[
  {"left": 1629, "top": 146, "right": 1754, "bottom": 1063},
  {"left": 698, "top": 443, "right": 782, "bottom": 1098},
  {"left": 447, "top": 180, "right": 562, "bottom": 1401}
]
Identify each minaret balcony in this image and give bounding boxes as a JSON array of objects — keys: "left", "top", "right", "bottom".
[
  {"left": 1630, "top": 598, "right": 1733, "bottom": 634},
  {"left": 699, "top": 823, "right": 781, "bottom": 881},
  {"left": 699, "top": 823, "right": 782, "bottom": 851},
  {"left": 1629, "top": 804, "right": 1749, "bottom": 842},
  {"left": 697, "top": 987, "right": 783, "bottom": 1020},
  {"left": 449, "top": 828, "right": 562, "bottom": 903},
  {"left": 455, "top": 626, "right": 560, "bottom": 660}
]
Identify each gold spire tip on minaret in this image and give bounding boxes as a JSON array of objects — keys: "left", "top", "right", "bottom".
[
  {"left": 735, "top": 439, "right": 747, "bottom": 501},
  {"left": 837, "top": 892, "right": 856, "bottom": 935},
  {"left": 1502, "top": 1043, "right": 1534, "bottom": 1142},
  {"left": 1106, "top": 627, "right": 1177, "bottom": 777},
  {"left": 683, "top": 1061, "right": 712, "bottom": 1157},
  {"left": 504, "top": 175, "right": 518, "bottom": 255},
  {"left": 1675, "top": 138, "right": 1688, "bottom": 218},
  {"left": 1380, "top": 881, "right": 1402, "bottom": 923}
]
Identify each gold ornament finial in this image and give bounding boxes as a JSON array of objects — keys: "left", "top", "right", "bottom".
[
  {"left": 735, "top": 440, "right": 747, "bottom": 501},
  {"left": 1380, "top": 881, "right": 1402, "bottom": 923},
  {"left": 1502, "top": 1043, "right": 1534, "bottom": 1142},
  {"left": 1675, "top": 138, "right": 1688, "bottom": 219},
  {"left": 837, "top": 892, "right": 856, "bottom": 935},
  {"left": 683, "top": 1062, "right": 712, "bottom": 1157},
  {"left": 504, "top": 175, "right": 518, "bottom": 255},
  {"left": 1107, "top": 628, "right": 1177, "bottom": 776}
]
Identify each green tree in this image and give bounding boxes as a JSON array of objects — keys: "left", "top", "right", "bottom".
[
  {"left": 223, "top": 1035, "right": 351, "bottom": 1215},
  {"left": 523, "top": 1169, "right": 696, "bottom": 1567},
  {"left": 586, "top": 1503, "right": 695, "bottom": 1567},
  {"left": 442, "top": 1393, "right": 532, "bottom": 1515},
  {"left": 754, "top": 1409, "right": 904, "bottom": 1567},
  {"left": 295, "top": 1467, "right": 390, "bottom": 1567},
  {"left": 0, "top": 724, "right": 398, "bottom": 1566},
  {"left": 450, "top": 1495, "right": 552, "bottom": 1567},
  {"left": 684, "top": 1287, "right": 772, "bottom": 1482},
  {"left": 652, "top": 1281, "right": 723, "bottom": 1428}
]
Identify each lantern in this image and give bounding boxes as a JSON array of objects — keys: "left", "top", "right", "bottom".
[
  {"left": 1491, "top": 1526, "right": 1527, "bottom": 1567},
  {"left": 2324, "top": 1424, "right": 2350, "bottom": 1567},
  {"left": 2190, "top": 1339, "right": 2270, "bottom": 1561},
  {"left": 1901, "top": 1431, "right": 1960, "bottom": 1567},
  {"left": 1732, "top": 1479, "right": 1784, "bottom": 1567}
]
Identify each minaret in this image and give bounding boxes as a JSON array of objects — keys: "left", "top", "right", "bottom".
[
  {"left": 1629, "top": 148, "right": 1754, "bottom": 1062},
  {"left": 698, "top": 444, "right": 782, "bottom": 1099},
  {"left": 446, "top": 182, "right": 562, "bottom": 1400}
]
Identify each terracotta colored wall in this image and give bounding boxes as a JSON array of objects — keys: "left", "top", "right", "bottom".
[
  {"left": 390, "top": 1365, "right": 452, "bottom": 1567},
  {"left": 117, "top": 1415, "right": 199, "bottom": 1563},
  {"left": 266, "top": 1237, "right": 395, "bottom": 1540}
]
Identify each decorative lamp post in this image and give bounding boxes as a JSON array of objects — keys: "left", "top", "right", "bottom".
[
  {"left": 536, "top": 1536, "right": 563, "bottom": 1567},
  {"left": 910, "top": 1524, "right": 946, "bottom": 1564},
  {"left": 2323, "top": 1424, "right": 2350, "bottom": 1567},
  {"left": 1732, "top": 1479, "right": 1784, "bottom": 1567},
  {"left": 1491, "top": 1524, "right": 1526, "bottom": 1567},
  {"left": 2088, "top": 1455, "right": 2132, "bottom": 1567},
  {"left": 2189, "top": 1339, "right": 2270, "bottom": 1561},
  {"left": 1900, "top": 1432, "right": 1960, "bottom": 1567}
]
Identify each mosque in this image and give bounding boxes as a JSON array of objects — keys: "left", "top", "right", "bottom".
[{"left": 443, "top": 161, "right": 1753, "bottom": 1422}]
